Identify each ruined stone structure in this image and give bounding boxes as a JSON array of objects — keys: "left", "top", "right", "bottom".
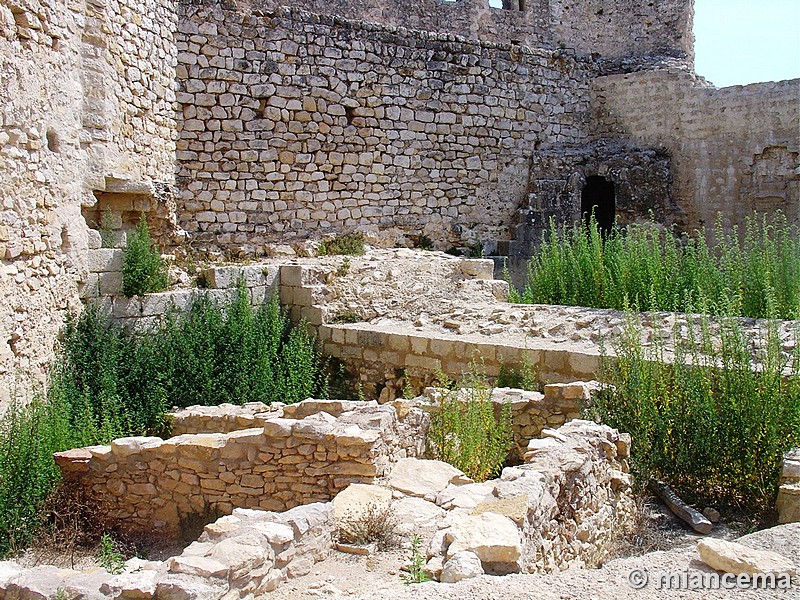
[{"left": 0, "top": 0, "right": 797, "bottom": 399}]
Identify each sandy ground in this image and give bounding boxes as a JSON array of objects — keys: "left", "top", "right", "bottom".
[{"left": 269, "top": 522, "right": 800, "bottom": 600}]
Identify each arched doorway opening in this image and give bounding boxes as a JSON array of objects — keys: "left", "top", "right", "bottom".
[{"left": 581, "top": 176, "right": 615, "bottom": 236}]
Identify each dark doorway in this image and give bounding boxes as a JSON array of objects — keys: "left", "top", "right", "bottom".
[{"left": 581, "top": 176, "right": 615, "bottom": 235}]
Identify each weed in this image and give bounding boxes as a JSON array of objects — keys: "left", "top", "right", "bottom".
[
  {"left": 122, "top": 214, "right": 168, "bottom": 297},
  {"left": 318, "top": 233, "right": 365, "bottom": 256},
  {"left": 427, "top": 362, "right": 514, "bottom": 481},
  {"left": 337, "top": 502, "right": 399, "bottom": 550},
  {"left": 496, "top": 351, "right": 539, "bottom": 390},
  {"left": 97, "top": 533, "right": 125, "bottom": 575},
  {"left": 515, "top": 211, "right": 800, "bottom": 320},
  {"left": 336, "top": 257, "right": 351, "bottom": 277},
  {"left": 330, "top": 309, "right": 362, "bottom": 324},
  {"left": 414, "top": 235, "right": 434, "bottom": 251},
  {"left": 401, "top": 535, "right": 431, "bottom": 584},
  {"left": 589, "top": 313, "right": 800, "bottom": 516}
]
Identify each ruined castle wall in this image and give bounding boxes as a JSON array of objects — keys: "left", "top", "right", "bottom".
[
  {"left": 175, "top": 4, "right": 594, "bottom": 255},
  {"left": 0, "top": 0, "right": 177, "bottom": 405},
  {"left": 593, "top": 68, "right": 800, "bottom": 230},
  {"left": 238, "top": 0, "right": 692, "bottom": 61}
]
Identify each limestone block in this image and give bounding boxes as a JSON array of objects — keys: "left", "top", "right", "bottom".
[
  {"left": 435, "top": 482, "right": 495, "bottom": 511},
  {"left": 391, "top": 497, "right": 446, "bottom": 529},
  {"left": 154, "top": 573, "right": 227, "bottom": 600},
  {"left": 208, "top": 535, "right": 272, "bottom": 579},
  {"left": 776, "top": 483, "right": 800, "bottom": 524},
  {"left": 440, "top": 551, "right": 484, "bottom": 583},
  {"left": 168, "top": 556, "right": 229, "bottom": 579},
  {"left": 101, "top": 570, "right": 159, "bottom": 599},
  {"left": 386, "top": 458, "right": 470, "bottom": 498},
  {"left": 471, "top": 495, "right": 529, "bottom": 525},
  {"left": 696, "top": 538, "right": 798, "bottom": 576},
  {"left": 111, "top": 437, "right": 163, "bottom": 458},
  {"left": 459, "top": 259, "right": 494, "bottom": 280},
  {"left": 443, "top": 513, "right": 522, "bottom": 567},
  {"left": 245, "top": 522, "right": 294, "bottom": 546},
  {"left": 88, "top": 248, "right": 123, "bottom": 273}
]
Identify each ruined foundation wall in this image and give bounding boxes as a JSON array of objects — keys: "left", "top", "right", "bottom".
[
  {"left": 0, "top": 0, "right": 177, "bottom": 405},
  {"left": 55, "top": 401, "right": 427, "bottom": 537},
  {"left": 175, "top": 4, "right": 594, "bottom": 255},
  {"left": 593, "top": 68, "right": 800, "bottom": 231}
]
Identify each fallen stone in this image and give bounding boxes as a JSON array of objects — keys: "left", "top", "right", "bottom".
[
  {"left": 333, "top": 483, "right": 392, "bottom": 526},
  {"left": 435, "top": 482, "right": 495, "bottom": 510},
  {"left": 101, "top": 570, "right": 160, "bottom": 599},
  {"left": 697, "top": 538, "right": 798, "bottom": 576},
  {"left": 440, "top": 551, "right": 484, "bottom": 583},
  {"left": 208, "top": 535, "right": 271, "bottom": 579},
  {"left": 391, "top": 496, "right": 446, "bottom": 528},
  {"left": 386, "top": 458, "right": 470, "bottom": 498},
  {"left": 443, "top": 513, "right": 522, "bottom": 568},
  {"left": 424, "top": 556, "right": 444, "bottom": 580}
]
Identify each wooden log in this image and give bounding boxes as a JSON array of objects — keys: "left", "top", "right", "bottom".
[{"left": 650, "top": 480, "right": 713, "bottom": 534}]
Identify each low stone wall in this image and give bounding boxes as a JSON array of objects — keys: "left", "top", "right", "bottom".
[
  {"left": 82, "top": 259, "right": 280, "bottom": 329},
  {"left": 416, "top": 419, "right": 634, "bottom": 576},
  {"left": 421, "top": 382, "right": 597, "bottom": 461},
  {"left": 0, "top": 502, "right": 333, "bottom": 598},
  {"left": 55, "top": 400, "right": 427, "bottom": 537}
]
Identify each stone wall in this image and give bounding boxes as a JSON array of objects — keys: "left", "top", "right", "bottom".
[
  {"left": 82, "top": 255, "right": 280, "bottom": 330},
  {"left": 0, "top": 0, "right": 177, "bottom": 404},
  {"left": 241, "top": 0, "right": 693, "bottom": 61},
  {"left": 54, "top": 399, "right": 428, "bottom": 537},
  {"left": 593, "top": 67, "right": 800, "bottom": 232},
  {"left": 174, "top": 3, "right": 594, "bottom": 255}
]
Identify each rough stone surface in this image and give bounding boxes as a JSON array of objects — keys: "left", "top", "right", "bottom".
[
  {"left": 444, "top": 513, "right": 523, "bottom": 570},
  {"left": 696, "top": 538, "right": 798, "bottom": 576},
  {"left": 386, "top": 458, "right": 470, "bottom": 498},
  {"left": 440, "top": 551, "right": 485, "bottom": 584}
]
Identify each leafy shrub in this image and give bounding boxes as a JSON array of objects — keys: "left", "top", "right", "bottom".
[
  {"left": 589, "top": 314, "right": 800, "bottom": 516},
  {"left": 496, "top": 352, "right": 539, "bottom": 391},
  {"left": 427, "top": 365, "right": 513, "bottom": 481},
  {"left": 0, "top": 286, "right": 326, "bottom": 556},
  {"left": 515, "top": 212, "right": 800, "bottom": 320},
  {"left": 122, "top": 215, "right": 168, "bottom": 297},
  {"left": 318, "top": 233, "right": 366, "bottom": 256}
]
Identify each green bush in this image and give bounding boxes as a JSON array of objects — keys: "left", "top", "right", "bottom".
[
  {"left": 514, "top": 212, "right": 800, "bottom": 320},
  {"left": 427, "top": 365, "right": 513, "bottom": 481},
  {"left": 318, "top": 233, "right": 366, "bottom": 256},
  {"left": 589, "top": 314, "right": 800, "bottom": 516},
  {"left": 122, "top": 215, "right": 168, "bottom": 297},
  {"left": 0, "top": 286, "right": 326, "bottom": 556}
]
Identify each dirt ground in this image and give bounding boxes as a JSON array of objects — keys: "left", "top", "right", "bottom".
[{"left": 270, "top": 503, "right": 800, "bottom": 600}]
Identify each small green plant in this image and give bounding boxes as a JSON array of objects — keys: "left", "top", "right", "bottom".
[
  {"left": 336, "top": 257, "right": 351, "bottom": 277},
  {"left": 401, "top": 535, "right": 431, "bottom": 585},
  {"left": 122, "top": 215, "right": 168, "bottom": 297},
  {"left": 337, "top": 502, "right": 399, "bottom": 550},
  {"left": 54, "top": 588, "right": 71, "bottom": 600},
  {"left": 97, "top": 533, "right": 125, "bottom": 575},
  {"left": 318, "top": 233, "right": 365, "bottom": 256},
  {"left": 330, "top": 309, "right": 362, "bottom": 324},
  {"left": 414, "top": 235, "right": 434, "bottom": 251},
  {"left": 496, "top": 351, "right": 539, "bottom": 391},
  {"left": 99, "top": 208, "right": 117, "bottom": 248},
  {"left": 427, "top": 362, "right": 513, "bottom": 481}
]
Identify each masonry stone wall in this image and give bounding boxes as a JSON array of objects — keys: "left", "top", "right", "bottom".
[
  {"left": 242, "top": 0, "right": 693, "bottom": 62},
  {"left": 0, "top": 0, "right": 177, "bottom": 404},
  {"left": 174, "top": 3, "right": 594, "bottom": 255},
  {"left": 54, "top": 399, "right": 428, "bottom": 537},
  {"left": 593, "top": 68, "right": 800, "bottom": 232}
]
